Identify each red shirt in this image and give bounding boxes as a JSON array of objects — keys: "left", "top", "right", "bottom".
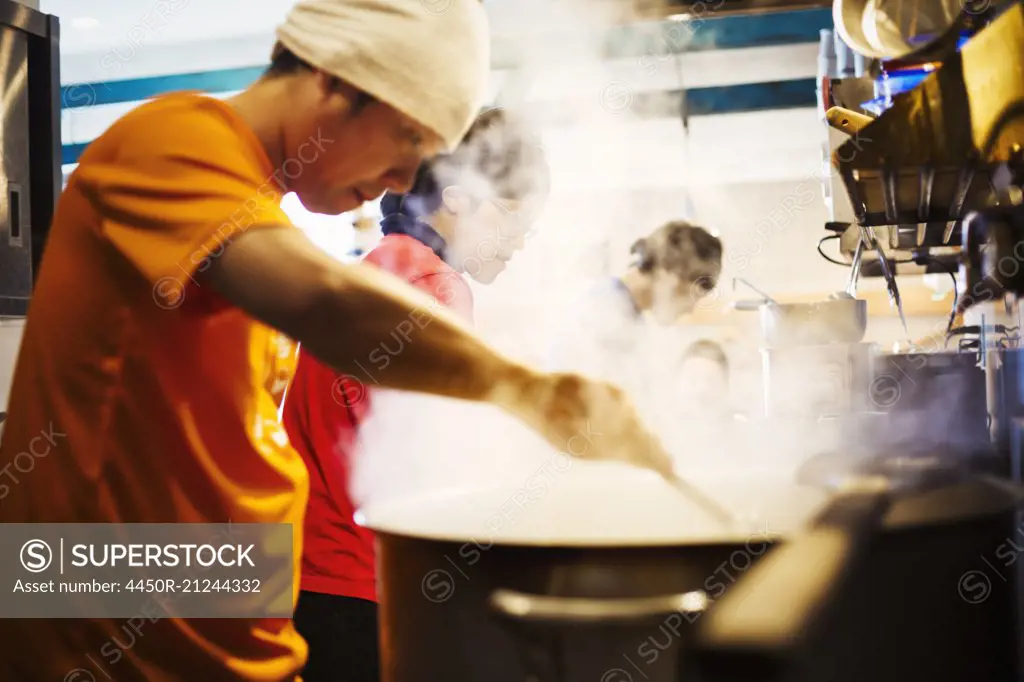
[{"left": 282, "top": 233, "right": 473, "bottom": 602}]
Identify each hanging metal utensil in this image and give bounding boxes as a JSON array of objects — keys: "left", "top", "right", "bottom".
[
  {"left": 866, "top": 226, "right": 909, "bottom": 337},
  {"left": 845, "top": 235, "right": 865, "bottom": 298},
  {"left": 831, "top": 234, "right": 866, "bottom": 301}
]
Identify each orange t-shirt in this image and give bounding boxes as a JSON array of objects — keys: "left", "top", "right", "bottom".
[{"left": 0, "top": 93, "right": 308, "bottom": 681}]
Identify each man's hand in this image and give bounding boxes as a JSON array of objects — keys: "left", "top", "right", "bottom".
[{"left": 496, "top": 371, "right": 676, "bottom": 478}]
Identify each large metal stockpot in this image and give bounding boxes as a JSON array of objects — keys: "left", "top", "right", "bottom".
[{"left": 357, "top": 464, "right": 1019, "bottom": 682}]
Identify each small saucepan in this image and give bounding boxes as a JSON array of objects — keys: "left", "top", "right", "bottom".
[
  {"left": 732, "top": 279, "right": 868, "bottom": 346},
  {"left": 734, "top": 298, "right": 868, "bottom": 346},
  {"left": 759, "top": 298, "right": 868, "bottom": 346}
]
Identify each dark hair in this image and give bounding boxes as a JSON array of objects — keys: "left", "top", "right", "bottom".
[
  {"left": 630, "top": 220, "right": 723, "bottom": 291},
  {"left": 682, "top": 340, "right": 729, "bottom": 373},
  {"left": 265, "top": 44, "right": 313, "bottom": 78},
  {"left": 264, "top": 43, "right": 375, "bottom": 112},
  {"left": 381, "top": 107, "right": 550, "bottom": 220}
]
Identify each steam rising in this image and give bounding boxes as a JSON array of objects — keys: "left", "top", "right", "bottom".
[{"left": 342, "top": 0, "right": 978, "bottom": 534}]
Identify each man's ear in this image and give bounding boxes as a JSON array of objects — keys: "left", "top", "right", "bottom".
[
  {"left": 440, "top": 185, "right": 472, "bottom": 214},
  {"left": 317, "top": 72, "right": 374, "bottom": 114},
  {"left": 316, "top": 71, "right": 341, "bottom": 97}
]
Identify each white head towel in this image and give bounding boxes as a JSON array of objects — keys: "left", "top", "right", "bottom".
[{"left": 276, "top": 0, "right": 490, "bottom": 151}]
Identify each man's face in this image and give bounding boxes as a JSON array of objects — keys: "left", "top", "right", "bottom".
[
  {"left": 285, "top": 75, "right": 446, "bottom": 215},
  {"left": 447, "top": 195, "right": 540, "bottom": 284}
]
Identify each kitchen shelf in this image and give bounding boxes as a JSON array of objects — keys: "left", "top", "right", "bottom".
[{"left": 688, "top": 284, "right": 957, "bottom": 324}]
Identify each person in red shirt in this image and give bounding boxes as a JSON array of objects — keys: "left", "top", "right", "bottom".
[{"left": 282, "top": 108, "right": 550, "bottom": 682}]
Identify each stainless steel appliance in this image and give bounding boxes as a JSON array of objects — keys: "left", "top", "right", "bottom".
[
  {"left": 693, "top": 3, "right": 1024, "bottom": 680},
  {"left": 0, "top": 0, "right": 60, "bottom": 318},
  {"left": 761, "top": 343, "right": 874, "bottom": 417},
  {"left": 732, "top": 279, "right": 877, "bottom": 419}
]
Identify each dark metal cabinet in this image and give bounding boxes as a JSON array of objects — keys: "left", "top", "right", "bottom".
[{"left": 0, "top": 0, "right": 60, "bottom": 317}]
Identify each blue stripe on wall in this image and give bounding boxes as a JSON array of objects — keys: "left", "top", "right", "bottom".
[
  {"left": 686, "top": 78, "right": 817, "bottom": 114},
  {"left": 60, "top": 8, "right": 830, "bottom": 166},
  {"left": 675, "top": 8, "right": 831, "bottom": 51},
  {"left": 61, "top": 78, "right": 818, "bottom": 166},
  {"left": 602, "top": 8, "right": 832, "bottom": 57},
  {"left": 62, "top": 143, "right": 89, "bottom": 166},
  {"left": 61, "top": 65, "right": 267, "bottom": 110},
  {"left": 60, "top": 8, "right": 832, "bottom": 111}
]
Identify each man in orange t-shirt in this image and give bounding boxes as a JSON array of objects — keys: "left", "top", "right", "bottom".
[{"left": 0, "top": 2, "right": 672, "bottom": 681}]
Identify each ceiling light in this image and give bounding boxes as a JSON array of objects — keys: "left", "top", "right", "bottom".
[
  {"left": 668, "top": 13, "right": 693, "bottom": 21},
  {"left": 70, "top": 17, "right": 99, "bottom": 30}
]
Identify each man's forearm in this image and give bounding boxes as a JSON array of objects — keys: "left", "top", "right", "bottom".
[
  {"left": 206, "top": 227, "right": 675, "bottom": 478},
  {"left": 205, "top": 227, "right": 537, "bottom": 411},
  {"left": 302, "top": 262, "right": 533, "bottom": 406}
]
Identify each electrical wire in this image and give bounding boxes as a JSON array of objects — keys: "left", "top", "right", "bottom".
[
  {"left": 947, "top": 326, "right": 976, "bottom": 348},
  {"left": 817, "top": 234, "right": 914, "bottom": 267},
  {"left": 959, "top": 338, "right": 980, "bottom": 353},
  {"left": 816, "top": 235, "right": 847, "bottom": 266}
]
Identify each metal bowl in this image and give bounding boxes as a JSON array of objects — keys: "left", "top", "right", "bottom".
[
  {"left": 760, "top": 299, "right": 868, "bottom": 347},
  {"left": 833, "top": 0, "right": 966, "bottom": 60}
]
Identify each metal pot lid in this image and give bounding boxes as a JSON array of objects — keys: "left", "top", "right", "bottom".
[
  {"left": 884, "top": 475, "right": 1024, "bottom": 527},
  {"left": 801, "top": 449, "right": 1024, "bottom": 526}
]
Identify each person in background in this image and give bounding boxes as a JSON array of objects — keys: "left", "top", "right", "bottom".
[
  {"left": 549, "top": 220, "right": 724, "bottom": 389},
  {"left": 282, "top": 107, "right": 549, "bottom": 682},
  {"left": 677, "top": 339, "right": 731, "bottom": 417},
  {"left": 614, "top": 220, "right": 723, "bottom": 325},
  {"left": 656, "top": 338, "right": 741, "bottom": 467},
  {"left": 0, "top": 2, "right": 671, "bottom": 681}
]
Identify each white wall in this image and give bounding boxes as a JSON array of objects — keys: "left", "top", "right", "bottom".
[
  {"left": 471, "top": 177, "right": 845, "bottom": 349},
  {"left": 540, "top": 109, "right": 826, "bottom": 191},
  {"left": 58, "top": 31, "right": 818, "bottom": 144},
  {"left": 57, "top": 25, "right": 832, "bottom": 266}
]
